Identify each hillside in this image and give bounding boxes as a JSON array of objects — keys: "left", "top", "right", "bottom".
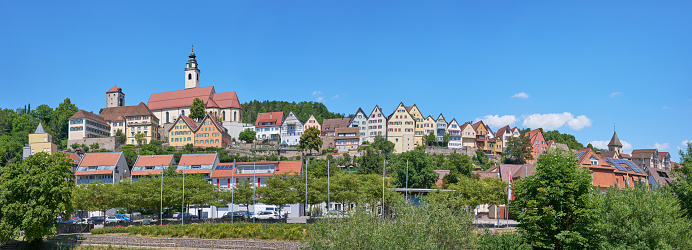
[{"left": 241, "top": 100, "right": 346, "bottom": 125}]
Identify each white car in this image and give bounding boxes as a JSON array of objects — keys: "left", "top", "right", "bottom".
[
  {"left": 253, "top": 211, "right": 280, "bottom": 220},
  {"left": 105, "top": 216, "right": 124, "bottom": 223}
]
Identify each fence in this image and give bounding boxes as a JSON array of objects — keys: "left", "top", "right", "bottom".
[{"left": 56, "top": 223, "right": 94, "bottom": 234}]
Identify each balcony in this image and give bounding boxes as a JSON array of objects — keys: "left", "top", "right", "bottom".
[
  {"left": 476, "top": 135, "right": 486, "bottom": 142},
  {"left": 127, "top": 121, "right": 153, "bottom": 126}
]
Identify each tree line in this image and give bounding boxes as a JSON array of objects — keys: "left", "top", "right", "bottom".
[
  {"left": 241, "top": 100, "right": 346, "bottom": 125},
  {"left": 0, "top": 99, "right": 79, "bottom": 166}
]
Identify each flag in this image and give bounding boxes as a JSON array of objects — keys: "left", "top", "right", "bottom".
[{"left": 508, "top": 170, "right": 515, "bottom": 201}]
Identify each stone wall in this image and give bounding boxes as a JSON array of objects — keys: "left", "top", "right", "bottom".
[
  {"left": 68, "top": 137, "right": 121, "bottom": 151},
  {"left": 425, "top": 146, "right": 476, "bottom": 157}
]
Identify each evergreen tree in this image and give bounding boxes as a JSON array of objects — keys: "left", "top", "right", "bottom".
[{"left": 189, "top": 98, "right": 206, "bottom": 121}]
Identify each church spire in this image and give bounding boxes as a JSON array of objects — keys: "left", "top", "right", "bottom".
[{"left": 184, "top": 46, "right": 201, "bottom": 89}]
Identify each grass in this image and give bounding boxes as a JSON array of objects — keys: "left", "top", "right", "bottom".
[{"left": 90, "top": 222, "right": 306, "bottom": 241}]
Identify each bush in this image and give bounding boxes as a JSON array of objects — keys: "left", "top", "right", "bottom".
[
  {"left": 91, "top": 223, "right": 306, "bottom": 241},
  {"left": 476, "top": 232, "right": 531, "bottom": 250},
  {"left": 304, "top": 197, "right": 474, "bottom": 249}
]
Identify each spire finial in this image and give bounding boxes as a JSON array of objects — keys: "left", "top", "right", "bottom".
[{"left": 191, "top": 44, "right": 194, "bottom": 52}]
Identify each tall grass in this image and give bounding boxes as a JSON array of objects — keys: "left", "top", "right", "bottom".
[{"left": 304, "top": 197, "right": 474, "bottom": 249}]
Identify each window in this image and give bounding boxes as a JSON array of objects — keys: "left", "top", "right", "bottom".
[
  {"left": 166, "top": 112, "right": 169, "bottom": 123},
  {"left": 188, "top": 73, "right": 192, "bottom": 80},
  {"left": 590, "top": 156, "right": 599, "bottom": 165}
]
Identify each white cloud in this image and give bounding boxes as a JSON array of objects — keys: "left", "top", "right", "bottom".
[
  {"left": 662, "top": 106, "right": 671, "bottom": 110},
  {"left": 588, "top": 140, "right": 633, "bottom": 153},
  {"left": 316, "top": 97, "right": 325, "bottom": 102},
  {"left": 652, "top": 142, "right": 670, "bottom": 151},
  {"left": 683, "top": 140, "right": 691, "bottom": 146},
  {"left": 312, "top": 91, "right": 322, "bottom": 95},
  {"left": 475, "top": 115, "right": 517, "bottom": 128},
  {"left": 609, "top": 92, "right": 621, "bottom": 98},
  {"left": 332, "top": 94, "right": 340, "bottom": 99},
  {"left": 511, "top": 92, "right": 529, "bottom": 99},
  {"left": 522, "top": 112, "right": 592, "bottom": 131}
]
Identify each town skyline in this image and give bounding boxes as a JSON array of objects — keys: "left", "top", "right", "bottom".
[{"left": 2, "top": 1, "right": 690, "bottom": 161}]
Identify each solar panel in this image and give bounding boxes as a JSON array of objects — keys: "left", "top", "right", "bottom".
[
  {"left": 606, "top": 158, "right": 643, "bottom": 173},
  {"left": 576, "top": 152, "right": 585, "bottom": 159},
  {"left": 216, "top": 164, "right": 234, "bottom": 170}
]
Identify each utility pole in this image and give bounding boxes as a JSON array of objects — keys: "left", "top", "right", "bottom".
[
  {"left": 231, "top": 159, "right": 235, "bottom": 224},
  {"left": 382, "top": 158, "right": 386, "bottom": 220},
  {"left": 253, "top": 160, "right": 256, "bottom": 223},
  {"left": 160, "top": 166, "right": 163, "bottom": 226},
  {"left": 405, "top": 159, "right": 409, "bottom": 201},
  {"left": 327, "top": 158, "right": 330, "bottom": 223}
]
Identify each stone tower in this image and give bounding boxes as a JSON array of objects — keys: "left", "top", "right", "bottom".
[
  {"left": 608, "top": 131, "right": 623, "bottom": 154},
  {"left": 184, "top": 46, "right": 200, "bottom": 89},
  {"left": 106, "top": 85, "right": 125, "bottom": 108}
]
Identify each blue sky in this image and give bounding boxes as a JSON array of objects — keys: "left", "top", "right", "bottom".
[{"left": 1, "top": 1, "right": 691, "bottom": 161}]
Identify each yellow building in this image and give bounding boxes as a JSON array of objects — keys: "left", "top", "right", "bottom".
[
  {"left": 25, "top": 122, "right": 57, "bottom": 157},
  {"left": 472, "top": 120, "right": 490, "bottom": 151},
  {"left": 423, "top": 115, "right": 436, "bottom": 144},
  {"left": 406, "top": 104, "right": 427, "bottom": 146},
  {"left": 387, "top": 103, "right": 415, "bottom": 153},
  {"left": 169, "top": 115, "right": 197, "bottom": 147},
  {"left": 304, "top": 114, "right": 321, "bottom": 132},
  {"left": 100, "top": 102, "right": 161, "bottom": 145}
]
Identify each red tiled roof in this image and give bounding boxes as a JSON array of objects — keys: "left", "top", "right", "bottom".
[
  {"left": 207, "top": 99, "right": 220, "bottom": 108},
  {"left": 496, "top": 125, "right": 509, "bottom": 139},
  {"left": 178, "top": 153, "right": 217, "bottom": 166},
  {"left": 62, "top": 151, "right": 81, "bottom": 165},
  {"left": 78, "top": 152, "right": 122, "bottom": 167},
  {"left": 472, "top": 121, "right": 484, "bottom": 131},
  {"left": 321, "top": 118, "right": 350, "bottom": 134},
  {"left": 76, "top": 170, "right": 113, "bottom": 176},
  {"left": 69, "top": 110, "right": 108, "bottom": 124},
  {"left": 459, "top": 122, "right": 472, "bottom": 131},
  {"left": 274, "top": 161, "right": 302, "bottom": 175},
  {"left": 213, "top": 91, "right": 242, "bottom": 109},
  {"left": 135, "top": 155, "right": 175, "bottom": 167},
  {"left": 147, "top": 86, "right": 215, "bottom": 111},
  {"left": 107, "top": 85, "right": 122, "bottom": 93},
  {"left": 255, "top": 112, "right": 284, "bottom": 127},
  {"left": 99, "top": 102, "right": 156, "bottom": 122},
  {"left": 526, "top": 129, "right": 542, "bottom": 140},
  {"left": 434, "top": 170, "right": 450, "bottom": 186}
]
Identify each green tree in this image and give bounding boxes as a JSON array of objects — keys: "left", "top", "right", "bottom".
[
  {"left": 233, "top": 179, "right": 256, "bottom": 213},
  {"left": 298, "top": 127, "right": 322, "bottom": 155},
  {"left": 442, "top": 133, "right": 450, "bottom": 147},
  {"left": 390, "top": 149, "right": 438, "bottom": 189},
  {"left": 445, "top": 153, "right": 474, "bottom": 177},
  {"left": 371, "top": 136, "right": 394, "bottom": 154},
  {"left": 239, "top": 129, "right": 256, "bottom": 143},
  {"left": 189, "top": 98, "right": 206, "bottom": 121},
  {"left": 357, "top": 147, "right": 383, "bottom": 175},
  {"left": 597, "top": 187, "right": 692, "bottom": 249},
  {"left": 135, "top": 133, "right": 146, "bottom": 146},
  {"left": 258, "top": 174, "right": 299, "bottom": 218},
  {"left": 432, "top": 176, "right": 507, "bottom": 209},
  {"left": 0, "top": 152, "right": 75, "bottom": 244},
  {"left": 669, "top": 142, "right": 692, "bottom": 218},
  {"left": 503, "top": 136, "right": 533, "bottom": 164},
  {"left": 89, "top": 142, "right": 100, "bottom": 150},
  {"left": 425, "top": 132, "right": 436, "bottom": 146},
  {"left": 115, "top": 129, "right": 126, "bottom": 144},
  {"left": 473, "top": 150, "right": 493, "bottom": 170},
  {"left": 511, "top": 149, "right": 600, "bottom": 249},
  {"left": 49, "top": 98, "right": 78, "bottom": 144}
]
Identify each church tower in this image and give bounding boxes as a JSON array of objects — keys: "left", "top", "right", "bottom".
[
  {"left": 608, "top": 131, "right": 623, "bottom": 154},
  {"left": 184, "top": 46, "right": 200, "bottom": 89},
  {"left": 106, "top": 85, "right": 125, "bottom": 108}
]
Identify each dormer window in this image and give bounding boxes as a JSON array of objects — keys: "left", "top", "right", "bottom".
[{"left": 590, "top": 156, "right": 599, "bottom": 166}]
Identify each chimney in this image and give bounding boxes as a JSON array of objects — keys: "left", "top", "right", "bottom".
[{"left": 270, "top": 113, "right": 273, "bottom": 119}]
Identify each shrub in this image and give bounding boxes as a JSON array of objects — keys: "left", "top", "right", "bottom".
[
  {"left": 476, "top": 232, "right": 531, "bottom": 250},
  {"left": 91, "top": 223, "right": 306, "bottom": 241}
]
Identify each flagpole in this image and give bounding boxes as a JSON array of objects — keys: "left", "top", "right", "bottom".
[
  {"left": 182, "top": 168, "right": 185, "bottom": 227},
  {"left": 253, "top": 160, "right": 256, "bottom": 223},
  {"left": 160, "top": 166, "right": 163, "bottom": 226},
  {"left": 382, "top": 158, "right": 385, "bottom": 220},
  {"left": 405, "top": 159, "right": 409, "bottom": 201},
  {"left": 305, "top": 157, "right": 308, "bottom": 222},
  {"left": 327, "top": 158, "right": 330, "bottom": 223}
]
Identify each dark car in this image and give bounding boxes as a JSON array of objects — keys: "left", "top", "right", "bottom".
[
  {"left": 87, "top": 216, "right": 105, "bottom": 224},
  {"left": 222, "top": 211, "right": 249, "bottom": 220},
  {"left": 175, "top": 213, "right": 198, "bottom": 219}
]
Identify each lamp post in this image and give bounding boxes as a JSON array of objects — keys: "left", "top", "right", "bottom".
[
  {"left": 160, "top": 166, "right": 163, "bottom": 226},
  {"left": 327, "top": 158, "right": 330, "bottom": 223},
  {"left": 405, "top": 159, "right": 409, "bottom": 201},
  {"left": 231, "top": 159, "right": 235, "bottom": 223},
  {"left": 382, "top": 158, "right": 385, "bottom": 220},
  {"left": 182, "top": 168, "right": 185, "bottom": 227},
  {"left": 253, "top": 160, "right": 256, "bottom": 223}
]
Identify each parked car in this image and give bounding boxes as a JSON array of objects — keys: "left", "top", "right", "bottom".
[
  {"left": 175, "top": 213, "right": 198, "bottom": 220},
  {"left": 254, "top": 211, "right": 280, "bottom": 220},
  {"left": 222, "top": 211, "right": 248, "bottom": 220},
  {"left": 87, "top": 216, "right": 105, "bottom": 224},
  {"left": 114, "top": 214, "right": 130, "bottom": 222},
  {"left": 172, "top": 212, "right": 180, "bottom": 218},
  {"left": 105, "top": 216, "right": 124, "bottom": 223},
  {"left": 56, "top": 218, "right": 76, "bottom": 224},
  {"left": 70, "top": 217, "right": 83, "bottom": 223}
]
